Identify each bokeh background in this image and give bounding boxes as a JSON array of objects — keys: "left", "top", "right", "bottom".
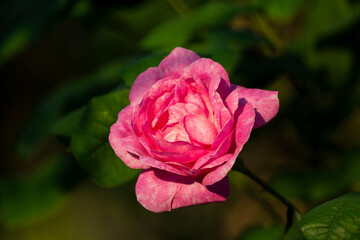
[{"left": 1, "top": 0, "right": 359, "bottom": 239}]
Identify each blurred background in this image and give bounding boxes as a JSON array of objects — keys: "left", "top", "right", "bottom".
[{"left": 1, "top": 0, "right": 359, "bottom": 239}]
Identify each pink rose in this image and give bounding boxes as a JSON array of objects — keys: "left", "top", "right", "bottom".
[{"left": 109, "top": 47, "right": 279, "bottom": 212}]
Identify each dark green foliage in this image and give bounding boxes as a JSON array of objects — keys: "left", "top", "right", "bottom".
[
  {"left": 300, "top": 192, "right": 360, "bottom": 240},
  {"left": 70, "top": 89, "right": 140, "bottom": 187}
]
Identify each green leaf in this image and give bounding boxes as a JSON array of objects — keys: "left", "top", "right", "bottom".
[
  {"left": 120, "top": 54, "right": 165, "bottom": 87},
  {"left": 50, "top": 106, "right": 86, "bottom": 137},
  {"left": 300, "top": 192, "right": 360, "bottom": 240},
  {"left": 70, "top": 89, "right": 139, "bottom": 187},
  {"left": 13, "top": 60, "right": 125, "bottom": 159}
]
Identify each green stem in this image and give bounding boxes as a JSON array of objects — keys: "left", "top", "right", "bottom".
[{"left": 233, "top": 158, "right": 301, "bottom": 221}]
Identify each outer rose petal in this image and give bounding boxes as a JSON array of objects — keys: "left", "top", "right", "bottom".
[
  {"left": 159, "top": 47, "right": 200, "bottom": 78},
  {"left": 109, "top": 105, "right": 148, "bottom": 169},
  {"left": 184, "top": 58, "right": 230, "bottom": 89},
  {"left": 129, "top": 67, "right": 162, "bottom": 105},
  {"left": 234, "top": 86, "right": 279, "bottom": 129},
  {"left": 136, "top": 169, "right": 229, "bottom": 212}
]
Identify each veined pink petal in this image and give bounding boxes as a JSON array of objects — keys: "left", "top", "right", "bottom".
[
  {"left": 224, "top": 88, "right": 245, "bottom": 115},
  {"left": 159, "top": 47, "right": 200, "bottom": 78},
  {"left": 129, "top": 67, "right": 162, "bottom": 105},
  {"left": 185, "top": 59, "right": 231, "bottom": 132},
  {"left": 191, "top": 129, "right": 234, "bottom": 170},
  {"left": 211, "top": 117, "right": 234, "bottom": 151},
  {"left": 216, "top": 77, "right": 231, "bottom": 100},
  {"left": 136, "top": 169, "right": 229, "bottom": 212},
  {"left": 191, "top": 116, "right": 234, "bottom": 170},
  {"left": 162, "top": 122, "right": 190, "bottom": 143},
  {"left": 132, "top": 98, "right": 150, "bottom": 138},
  {"left": 202, "top": 102, "right": 255, "bottom": 185},
  {"left": 186, "top": 93, "right": 206, "bottom": 113},
  {"left": 149, "top": 92, "right": 171, "bottom": 128},
  {"left": 149, "top": 137, "right": 207, "bottom": 163},
  {"left": 212, "top": 91, "right": 231, "bottom": 130},
  {"left": 139, "top": 156, "right": 186, "bottom": 176},
  {"left": 109, "top": 106, "right": 148, "bottom": 169},
  {"left": 167, "top": 103, "right": 188, "bottom": 125},
  {"left": 184, "top": 114, "right": 218, "bottom": 145},
  {"left": 151, "top": 148, "right": 205, "bottom": 164},
  {"left": 185, "top": 58, "right": 230, "bottom": 89},
  {"left": 210, "top": 129, "right": 234, "bottom": 160},
  {"left": 174, "top": 79, "right": 192, "bottom": 103},
  {"left": 233, "top": 85, "right": 279, "bottom": 128},
  {"left": 146, "top": 78, "right": 177, "bottom": 100},
  {"left": 202, "top": 154, "right": 233, "bottom": 170}
]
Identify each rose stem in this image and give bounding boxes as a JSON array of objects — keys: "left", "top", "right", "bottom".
[{"left": 232, "top": 158, "right": 301, "bottom": 222}]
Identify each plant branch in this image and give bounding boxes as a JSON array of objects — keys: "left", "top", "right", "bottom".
[{"left": 232, "top": 158, "right": 301, "bottom": 223}]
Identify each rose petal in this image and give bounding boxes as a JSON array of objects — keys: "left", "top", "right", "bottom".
[
  {"left": 184, "top": 114, "right": 218, "bottom": 145},
  {"left": 216, "top": 77, "right": 231, "bottom": 100},
  {"left": 159, "top": 47, "right": 200, "bottom": 78},
  {"left": 149, "top": 92, "right": 172, "bottom": 128},
  {"left": 136, "top": 169, "right": 229, "bottom": 212},
  {"left": 202, "top": 154, "right": 233, "bottom": 170},
  {"left": 162, "top": 122, "right": 190, "bottom": 143},
  {"left": 202, "top": 102, "right": 255, "bottom": 185},
  {"left": 129, "top": 67, "right": 162, "bottom": 105},
  {"left": 191, "top": 116, "right": 234, "bottom": 170},
  {"left": 211, "top": 116, "right": 234, "bottom": 151},
  {"left": 233, "top": 86, "right": 279, "bottom": 128},
  {"left": 109, "top": 105, "right": 148, "bottom": 169},
  {"left": 185, "top": 58, "right": 230, "bottom": 89},
  {"left": 139, "top": 156, "right": 186, "bottom": 176},
  {"left": 151, "top": 150, "right": 199, "bottom": 163},
  {"left": 146, "top": 78, "right": 177, "bottom": 100},
  {"left": 149, "top": 136, "right": 207, "bottom": 163},
  {"left": 212, "top": 91, "right": 231, "bottom": 130},
  {"left": 210, "top": 129, "right": 234, "bottom": 160},
  {"left": 174, "top": 79, "right": 192, "bottom": 103},
  {"left": 192, "top": 129, "right": 234, "bottom": 170}
]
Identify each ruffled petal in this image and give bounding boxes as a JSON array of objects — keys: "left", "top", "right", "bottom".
[
  {"left": 233, "top": 86, "right": 279, "bottom": 128},
  {"left": 184, "top": 114, "right": 218, "bottom": 145},
  {"left": 185, "top": 58, "right": 230, "bottom": 89},
  {"left": 129, "top": 67, "right": 162, "bottom": 105},
  {"left": 202, "top": 102, "right": 255, "bottom": 185},
  {"left": 136, "top": 169, "right": 229, "bottom": 212},
  {"left": 139, "top": 156, "right": 186, "bottom": 176},
  {"left": 159, "top": 47, "right": 200, "bottom": 78},
  {"left": 109, "top": 106, "right": 148, "bottom": 169}
]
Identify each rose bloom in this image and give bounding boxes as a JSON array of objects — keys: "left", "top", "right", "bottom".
[{"left": 109, "top": 47, "right": 279, "bottom": 212}]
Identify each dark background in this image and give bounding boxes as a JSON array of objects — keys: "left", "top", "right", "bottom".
[{"left": 1, "top": 0, "right": 359, "bottom": 239}]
